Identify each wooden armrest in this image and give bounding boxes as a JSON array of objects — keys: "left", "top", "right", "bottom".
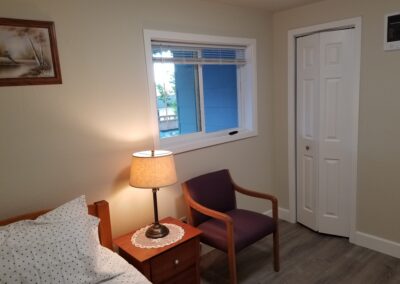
[
  {"left": 182, "top": 183, "right": 233, "bottom": 225},
  {"left": 233, "top": 183, "right": 277, "bottom": 202},
  {"left": 182, "top": 183, "right": 235, "bottom": 259},
  {"left": 233, "top": 182, "right": 279, "bottom": 222}
]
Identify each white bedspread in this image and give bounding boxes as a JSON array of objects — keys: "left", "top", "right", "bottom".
[
  {"left": 0, "top": 196, "right": 151, "bottom": 284},
  {"left": 97, "top": 246, "right": 151, "bottom": 284}
]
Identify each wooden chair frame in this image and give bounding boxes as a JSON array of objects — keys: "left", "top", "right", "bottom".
[{"left": 182, "top": 174, "right": 279, "bottom": 284}]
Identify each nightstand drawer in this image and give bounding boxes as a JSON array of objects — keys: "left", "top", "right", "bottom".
[
  {"left": 150, "top": 238, "right": 197, "bottom": 283},
  {"left": 163, "top": 265, "right": 197, "bottom": 284}
]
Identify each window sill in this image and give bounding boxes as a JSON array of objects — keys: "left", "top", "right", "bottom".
[{"left": 159, "top": 129, "right": 257, "bottom": 154}]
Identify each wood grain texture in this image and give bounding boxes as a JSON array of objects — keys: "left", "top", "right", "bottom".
[
  {"left": 200, "top": 221, "right": 400, "bottom": 284},
  {"left": 113, "top": 217, "right": 202, "bottom": 283},
  {"left": 151, "top": 238, "right": 197, "bottom": 283}
]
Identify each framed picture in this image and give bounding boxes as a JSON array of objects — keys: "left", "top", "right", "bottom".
[{"left": 0, "top": 18, "right": 62, "bottom": 86}]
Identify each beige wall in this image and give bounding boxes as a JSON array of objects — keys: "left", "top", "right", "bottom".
[
  {"left": 0, "top": 0, "right": 273, "bottom": 237},
  {"left": 273, "top": 0, "right": 400, "bottom": 242}
]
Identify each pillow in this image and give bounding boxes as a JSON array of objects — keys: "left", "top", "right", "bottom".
[
  {"left": 0, "top": 196, "right": 117, "bottom": 283},
  {"left": 36, "top": 195, "right": 101, "bottom": 245},
  {"left": 36, "top": 195, "right": 88, "bottom": 222}
]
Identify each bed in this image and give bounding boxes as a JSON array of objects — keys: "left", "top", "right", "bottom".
[{"left": 0, "top": 196, "right": 150, "bottom": 283}]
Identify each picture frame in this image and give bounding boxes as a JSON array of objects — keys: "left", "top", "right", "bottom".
[{"left": 0, "top": 18, "right": 62, "bottom": 86}]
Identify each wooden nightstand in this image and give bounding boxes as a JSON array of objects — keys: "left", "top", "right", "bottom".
[{"left": 113, "top": 217, "right": 202, "bottom": 284}]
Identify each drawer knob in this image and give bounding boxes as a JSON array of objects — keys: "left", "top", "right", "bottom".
[{"left": 174, "top": 259, "right": 180, "bottom": 265}]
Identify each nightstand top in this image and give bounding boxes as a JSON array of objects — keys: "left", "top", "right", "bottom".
[{"left": 113, "top": 217, "right": 202, "bottom": 262}]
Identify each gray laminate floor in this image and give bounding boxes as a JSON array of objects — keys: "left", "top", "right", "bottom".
[{"left": 200, "top": 221, "right": 400, "bottom": 284}]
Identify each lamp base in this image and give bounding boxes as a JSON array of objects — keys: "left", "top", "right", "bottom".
[{"left": 145, "top": 222, "right": 169, "bottom": 239}]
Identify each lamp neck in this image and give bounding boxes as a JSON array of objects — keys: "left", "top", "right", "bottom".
[{"left": 152, "top": 188, "right": 160, "bottom": 224}]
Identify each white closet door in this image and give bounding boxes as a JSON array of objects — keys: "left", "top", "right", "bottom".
[
  {"left": 296, "top": 29, "right": 355, "bottom": 237},
  {"left": 296, "top": 33, "right": 320, "bottom": 232},
  {"left": 317, "top": 29, "right": 355, "bottom": 237}
]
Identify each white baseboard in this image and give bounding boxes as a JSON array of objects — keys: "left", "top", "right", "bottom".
[
  {"left": 265, "top": 209, "right": 400, "bottom": 259},
  {"left": 352, "top": 231, "right": 400, "bottom": 259},
  {"left": 264, "top": 207, "right": 291, "bottom": 222}
]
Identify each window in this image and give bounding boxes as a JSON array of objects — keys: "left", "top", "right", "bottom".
[{"left": 144, "top": 30, "right": 257, "bottom": 153}]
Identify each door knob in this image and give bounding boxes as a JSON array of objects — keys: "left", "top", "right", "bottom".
[{"left": 306, "top": 145, "right": 310, "bottom": 151}]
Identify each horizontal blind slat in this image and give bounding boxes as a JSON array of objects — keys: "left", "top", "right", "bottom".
[
  {"left": 151, "top": 41, "right": 246, "bottom": 65},
  {"left": 151, "top": 40, "right": 246, "bottom": 50},
  {"left": 152, "top": 58, "right": 246, "bottom": 65}
]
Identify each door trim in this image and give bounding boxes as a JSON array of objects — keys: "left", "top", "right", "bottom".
[{"left": 287, "top": 17, "right": 361, "bottom": 242}]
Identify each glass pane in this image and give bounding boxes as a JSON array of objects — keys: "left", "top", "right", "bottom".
[
  {"left": 203, "top": 65, "right": 238, "bottom": 133},
  {"left": 153, "top": 62, "right": 200, "bottom": 138},
  {"left": 153, "top": 62, "right": 178, "bottom": 138},
  {"left": 175, "top": 64, "right": 201, "bottom": 135}
]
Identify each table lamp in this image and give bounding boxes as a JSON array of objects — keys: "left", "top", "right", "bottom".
[{"left": 129, "top": 150, "right": 177, "bottom": 239}]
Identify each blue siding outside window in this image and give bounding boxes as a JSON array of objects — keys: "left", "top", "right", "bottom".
[{"left": 203, "top": 65, "right": 238, "bottom": 133}]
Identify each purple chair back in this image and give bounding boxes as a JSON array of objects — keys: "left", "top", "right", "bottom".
[{"left": 185, "top": 169, "right": 237, "bottom": 226}]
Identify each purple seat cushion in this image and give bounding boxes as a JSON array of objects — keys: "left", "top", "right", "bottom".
[
  {"left": 185, "top": 169, "right": 236, "bottom": 226},
  {"left": 198, "top": 209, "right": 276, "bottom": 252}
]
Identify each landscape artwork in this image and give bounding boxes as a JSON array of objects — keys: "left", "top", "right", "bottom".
[{"left": 0, "top": 18, "right": 61, "bottom": 86}]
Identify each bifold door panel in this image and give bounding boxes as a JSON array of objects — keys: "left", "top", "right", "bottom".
[{"left": 296, "top": 29, "right": 356, "bottom": 237}]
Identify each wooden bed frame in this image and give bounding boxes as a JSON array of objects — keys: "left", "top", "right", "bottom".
[{"left": 0, "top": 200, "right": 113, "bottom": 250}]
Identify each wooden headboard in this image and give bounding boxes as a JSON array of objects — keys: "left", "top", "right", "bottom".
[{"left": 0, "top": 200, "right": 113, "bottom": 250}]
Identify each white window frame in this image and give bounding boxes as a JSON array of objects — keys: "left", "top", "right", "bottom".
[{"left": 143, "top": 29, "right": 258, "bottom": 153}]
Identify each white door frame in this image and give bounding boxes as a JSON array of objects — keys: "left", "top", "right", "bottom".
[{"left": 287, "top": 17, "right": 361, "bottom": 242}]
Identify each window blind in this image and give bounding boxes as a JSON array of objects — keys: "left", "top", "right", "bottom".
[{"left": 152, "top": 41, "right": 246, "bottom": 65}]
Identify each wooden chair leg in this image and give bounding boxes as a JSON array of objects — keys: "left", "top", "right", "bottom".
[
  {"left": 225, "top": 221, "right": 237, "bottom": 284},
  {"left": 273, "top": 230, "right": 280, "bottom": 272},
  {"left": 227, "top": 246, "right": 237, "bottom": 284}
]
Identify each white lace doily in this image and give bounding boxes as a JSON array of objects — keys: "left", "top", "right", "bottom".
[{"left": 131, "top": 223, "right": 185, "bottom": 249}]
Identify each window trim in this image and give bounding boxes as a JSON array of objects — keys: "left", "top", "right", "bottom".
[{"left": 143, "top": 29, "right": 258, "bottom": 153}]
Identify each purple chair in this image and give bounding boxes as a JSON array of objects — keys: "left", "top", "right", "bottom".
[{"left": 182, "top": 169, "right": 279, "bottom": 284}]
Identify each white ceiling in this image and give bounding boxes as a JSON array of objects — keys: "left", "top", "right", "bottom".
[{"left": 203, "top": 0, "right": 324, "bottom": 12}]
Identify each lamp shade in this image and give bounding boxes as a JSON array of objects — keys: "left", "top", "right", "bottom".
[{"left": 129, "top": 150, "right": 177, "bottom": 189}]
